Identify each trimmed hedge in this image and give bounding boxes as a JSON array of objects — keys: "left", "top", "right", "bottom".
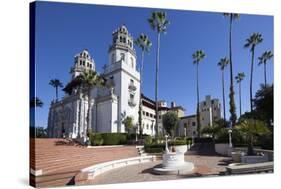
[
  {"left": 145, "top": 147, "right": 163, "bottom": 153},
  {"left": 89, "top": 133, "right": 127, "bottom": 146},
  {"left": 101, "top": 133, "right": 127, "bottom": 145},
  {"left": 89, "top": 133, "right": 103, "bottom": 146},
  {"left": 144, "top": 143, "right": 165, "bottom": 153},
  {"left": 169, "top": 140, "right": 187, "bottom": 146}
]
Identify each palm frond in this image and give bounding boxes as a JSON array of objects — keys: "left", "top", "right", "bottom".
[{"left": 148, "top": 11, "right": 170, "bottom": 33}]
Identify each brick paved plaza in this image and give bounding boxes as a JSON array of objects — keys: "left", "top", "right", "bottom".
[
  {"left": 31, "top": 139, "right": 232, "bottom": 187},
  {"left": 83, "top": 154, "right": 232, "bottom": 185}
]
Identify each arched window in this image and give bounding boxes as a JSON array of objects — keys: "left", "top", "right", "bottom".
[
  {"left": 130, "top": 57, "right": 134, "bottom": 68},
  {"left": 120, "top": 53, "right": 125, "bottom": 61}
]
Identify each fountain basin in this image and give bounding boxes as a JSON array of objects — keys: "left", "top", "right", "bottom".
[
  {"left": 163, "top": 152, "right": 185, "bottom": 167},
  {"left": 153, "top": 152, "right": 194, "bottom": 175}
]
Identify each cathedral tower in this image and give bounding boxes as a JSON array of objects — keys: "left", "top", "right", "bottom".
[
  {"left": 103, "top": 25, "right": 140, "bottom": 132},
  {"left": 70, "top": 49, "right": 95, "bottom": 79}
]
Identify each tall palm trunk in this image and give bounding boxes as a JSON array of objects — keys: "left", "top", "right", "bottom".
[
  {"left": 86, "top": 87, "right": 92, "bottom": 141},
  {"left": 55, "top": 87, "right": 58, "bottom": 101},
  {"left": 264, "top": 63, "right": 267, "bottom": 86},
  {"left": 222, "top": 70, "right": 226, "bottom": 121},
  {"left": 247, "top": 134, "right": 254, "bottom": 155},
  {"left": 196, "top": 61, "right": 201, "bottom": 137},
  {"left": 228, "top": 14, "right": 237, "bottom": 126},
  {"left": 239, "top": 82, "right": 242, "bottom": 117},
  {"left": 155, "top": 32, "right": 160, "bottom": 135},
  {"left": 250, "top": 46, "right": 255, "bottom": 112},
  {"left": 138, "top": 50, "right": 145, "bottom": 136}
]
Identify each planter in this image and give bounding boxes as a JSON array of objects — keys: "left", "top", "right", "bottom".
[
  {"left": 241, "top": 154, "right": 267, "bottom": 164},
  {"left": 231, "top": 151, "right": 245, "bottom": 163},
  {"left": 215, "top": 143, "right": 230, "bottom": 156},
  {"left": 172, "top": 145, "right": 187, "bottom": 154}
]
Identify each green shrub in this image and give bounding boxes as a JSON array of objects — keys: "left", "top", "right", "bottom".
[
  {"left": 145, "top": 147, "right": 163, "bottom": 153},
  {"left": 144, "top": 143, "right": 165, "bottom": 151},
  {"left": 101, "top": 133, "right": 127, "bottom": 145},
  {"left": 153, "top": 135, "right": 165, "bottom": 144},
  {"left": 144, "top": 135, "right": 153, "bottom": 145},
  {"left": 169, "top": 140, "right": 187, "bottom": 146},
  {"left": 186, "top": 138, "right": 192, "bottom": 145},
  {"left": 89, "top": 133, "right": 103, "bottom": 146},
  {"left": 215, "top": 129, "right": 229, "bottom": 143},
  {"left": 127, "top": 133, "right": 141, "bottom": 140}
]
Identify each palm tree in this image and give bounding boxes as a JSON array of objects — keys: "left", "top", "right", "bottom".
[
  {"left": 235, "top": 118, "right": 270, "bottom": 155},
  {"left": 135, "top": 33, "right": 152, "bottom": 136},
  {"left": 201, "top": 124, "right": 225, "bottom": 140},
  {"left": 77, "top": 70, "right": 105, "bottom": 141},
  {"left": 258, "top": 50, "right": 273, "bottom": 86},
  {"left": 30, "top": 97, "right": 43, "bottom": 108},
  {"left": 49, "top": 79, "right": 63, "bottom": 101},
  {"left": 148, "top": 11, "right": 170, "bottom": 136},
  {"left": 192, "top": 50, "right": 206, "bottom": 137},
  {"left": 217, "top": 57, "right": 229, "bottom": 122},
  {"left": 244, "top": 33, "right": 263, "bottom": 112},
  {"left": 223, "top": 13, "right": 240, "bottom": 127},
  {"left": 122, "top": 116, "right": 134, "bottom": 133},
  {"left": 235, "top": 72, "right": 245, "bottom": 117}
]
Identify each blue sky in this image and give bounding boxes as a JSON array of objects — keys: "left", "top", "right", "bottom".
[{"left": 34, "top": 1, "right": 273, "bottom": 127}]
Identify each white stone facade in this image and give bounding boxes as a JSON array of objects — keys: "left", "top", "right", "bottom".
[
  {"left": 47, "top": 25, "right": 221, "bottom": 140},
  {"left": 48, "top": 25, "right": 140, "bottom": 139}
]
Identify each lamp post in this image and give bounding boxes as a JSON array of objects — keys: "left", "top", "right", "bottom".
[
  {"left": 135, "top": 124, "right": 138, "bottom": 142},
  {"left": 228, "top": 129, "right": 233, "bottom": 148},
  {"left": 165, "top": 135, "right": 169, "bottom": 153}
]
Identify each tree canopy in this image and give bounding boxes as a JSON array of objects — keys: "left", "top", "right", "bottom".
[
  {"left": 122, "top": 116, "right": 134, "bottom": 133},
  {"left": 162, "top": 112, "right": 179, "bottom": 137}
]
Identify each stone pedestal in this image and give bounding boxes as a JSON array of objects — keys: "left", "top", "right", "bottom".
[{"left": 153, "top": 152, "right": 194, "bottom": 175}]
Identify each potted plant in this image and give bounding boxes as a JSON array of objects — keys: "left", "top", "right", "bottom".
[
  {"left": 169, "top": 139, "right": 188, "bottom": 153},
  {"left": 162, "top": 112, "right": 188, "bottom": 153}
]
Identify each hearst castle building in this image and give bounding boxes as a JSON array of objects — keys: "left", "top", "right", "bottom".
[{"left": 47, "top": 25, "right": 221, "bottom": 140}]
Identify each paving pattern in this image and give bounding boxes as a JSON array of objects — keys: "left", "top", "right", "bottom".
[
  {"left": 30, "top": 139, "right": 232, "bottom": 187},
  {"left": 30, "top": 138, "right": 139, "bottom": 187},
  {"left": 85, "top": 154, "right": 232, "bottom": 185}
]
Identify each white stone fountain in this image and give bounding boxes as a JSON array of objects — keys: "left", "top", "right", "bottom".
[{"left": 153, "top": 135, "right": 194, "bottom": 175}]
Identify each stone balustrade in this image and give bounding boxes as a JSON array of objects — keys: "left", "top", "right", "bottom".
[{"left": 81, "top": 155, "right": 156, "bottom": 180}]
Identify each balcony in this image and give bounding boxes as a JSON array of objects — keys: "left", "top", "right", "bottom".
[{"left": 128, "top": 99, "right": 137, "bottom": 107}]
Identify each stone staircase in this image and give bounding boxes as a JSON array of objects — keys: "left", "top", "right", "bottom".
[
  {"left": 30, "top": 138, "right": 139, "bottom": 187},
  {"left": 136, "top": 145, "right": 147, "bottom": 156}
]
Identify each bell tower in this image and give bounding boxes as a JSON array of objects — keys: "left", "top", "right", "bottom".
[
  {"left": 108, "top": 25, "right": 136, "bottom": 68},
  {"left": 103, "top": 25, "right": 140, "bottom": 133},
  {"left": 71, "top": 49, "right": 95, "bottom": 79}
]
